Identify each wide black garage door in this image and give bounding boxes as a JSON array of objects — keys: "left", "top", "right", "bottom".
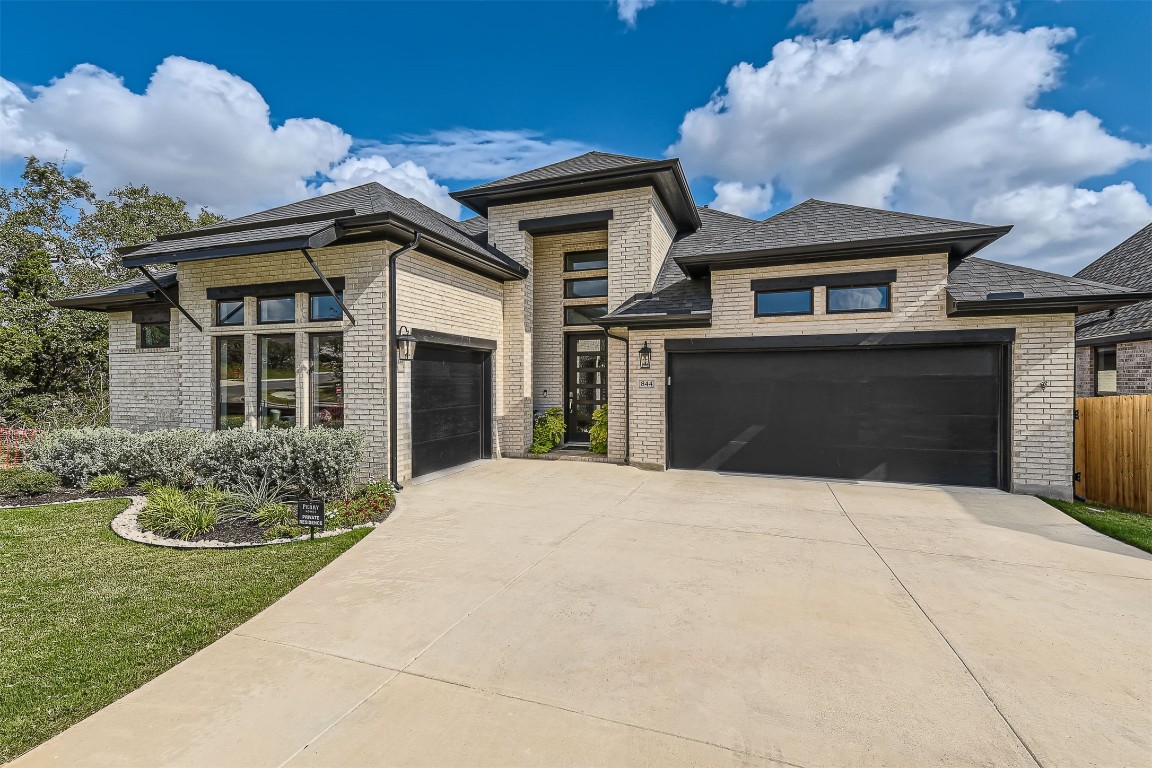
[
  {"left": 411, "top": 345, "right": 491, "bottom": 477},
  {"left": 668, "top": 345, "right": 1005, "bottom": 488}
]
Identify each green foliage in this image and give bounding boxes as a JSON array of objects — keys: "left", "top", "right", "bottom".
[
  {"left": 0, "top": 467, "right": 59, "bottom": 496},
  {"left": 217, "top": 473, "right": 290, "bottom": 525},
  {"left": 85, "top": 472, "right": 126, "bottom": 493},
  {"left": 589, "top": 404, "right": 608, "bottom": 455},
  {"left": 28, "top": 427, "right": 137, "bottom": 486},
  {"left": 139, "top": 478, "right": 163, "bottom": 495},
  {"left": 1044, "top": 498, "right": 1152, "bottom": 554},
  {"left": 263, "top": 523, "right": 307, "bottom": 541},
  {"left": 0, "top": 156, "right": 224, "bottom": 428},
  {"left": 328, "top": 479, "right": 396, "bottom": 529},
  {"left": 530, "top": 407, "right": 566, "bottom": 455},
  {"left": 252, "top": 502, "right": 295, "bottom": 529},
  {"left": 0, "top": 498, "right": 368, "bottom": 760},
  {"left": 138, "top": 486, "right": 218, "bottom": 541},
  {"left": 192, "top": 427, "right": 363, "bottom": 498}
]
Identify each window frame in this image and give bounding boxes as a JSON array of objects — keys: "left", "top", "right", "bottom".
[
  {"left": 1094, "top": 346, "right": 1118, "bottom": 395},
  {"left": 564, "top": 276, "right": 609, "bottom": 299},
  {"left": 754, "top": 288, "right": 814, "bottom": 317},
  {"left": 308, "top": 291, "right": 344, "bottom": 322},
  {"left": 215, "top": 335, "right": 245, "bottom": 430},
  {"left": 310, "top": 332, "right": 344, "bottom": 429},
  {"left": 564, "top": 249, "right": 609, "bottom": 273},
  {"left": 139, "top": 321, "right": 171, "bottom": 349},
  {"left": 564, "top": 304, "right": 609, "bottom": 327},
  {"left": 256, "top": 294, "right": 297, "bottom": 325},
  {"left": 825, "top": 283, "right": 892, "bottom": 314},
  {"left": 215, "top": 299, "right": 245, "bottom": 326}
]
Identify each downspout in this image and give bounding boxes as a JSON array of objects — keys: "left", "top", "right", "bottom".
[
  {"left": 388, "top": 231, "right": 421, "bottom": 490},
  {"left": 605, "top": 327, "right": 630, "bottom": 464}
]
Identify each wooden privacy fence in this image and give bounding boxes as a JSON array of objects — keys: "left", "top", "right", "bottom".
[
  {"left": 1, "top": 427, "right": 42, "bottom": 469},
  {"left": 1073, "top": 395, "right": 1151, "bottom": 515}
]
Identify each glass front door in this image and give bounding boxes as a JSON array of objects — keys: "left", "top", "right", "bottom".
[{"left": 565, "top": 333, "right": 607, "bottom": 443}]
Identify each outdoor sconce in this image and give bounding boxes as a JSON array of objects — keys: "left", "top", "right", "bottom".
[
  {"left": 396, "top": 326, "right": 416, "bottom": 362},
  {"left": 638, "top": 341, "right": 652, "bottom": 369}
]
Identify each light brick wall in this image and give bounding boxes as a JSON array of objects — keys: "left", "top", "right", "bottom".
[
  {"left": 486, "top": 186, "right": 673, "bottom": 455},
  {"left": 108, "top": 309, "right": 183, "bottom": 431},
  {"left": 623, "top": 252, "right": 1076, "bottom": 498}
]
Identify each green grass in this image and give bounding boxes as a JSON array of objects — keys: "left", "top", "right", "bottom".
[
  {"left": 1044, "top": 498, "right": 1152, "bottom": 554},
  {"left": 0, "top": 499, "right": 371, "bottom": 761}
]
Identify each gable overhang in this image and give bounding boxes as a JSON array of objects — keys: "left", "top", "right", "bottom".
[
  {"left": 675, "top": 226, "right": 1012, "bottom": 278},
  {"left": 50, "top": 285, "right": 178, "bottom": 313},
  {"left": 452, "top": 159, "right": 702, "bottom": 232},
  {"left": 121, "top": 225, "right": 340, "bottom": 267},
  {"left": 947, "top": 291, "right": 1152, "bottom": 318},
  {"left": 1075, "top": 328, "right": 1152, "bottom": 346}
]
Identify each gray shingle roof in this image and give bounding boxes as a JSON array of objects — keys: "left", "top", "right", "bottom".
[
  {"left": 1074, "top": 222, "right": 1152, "bottom": 341},
  {"left": 457, "top": 152, "right": 657, "bottom": 193},
  {"left": 125, "top": 219, "right": 337, "bottom": 258},
  {"left": 52, "top": 267, "right": 176, "bottom": 308},
  {"left": 947, "top": 258, "right": 1138, "bottom": 303},
  {"left": 701, "top": 199, "right": 1001, "bottom": 256},
  {"left": 455, "top": 216, "right": 489, "bottom": 237}
]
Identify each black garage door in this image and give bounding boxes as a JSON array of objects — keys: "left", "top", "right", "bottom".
[
  {"left": 411, "top": 345, "right": 491, "bottom": 477},
  {"left": 668, "top": 344, "right": 1006, "bottom": 488}
]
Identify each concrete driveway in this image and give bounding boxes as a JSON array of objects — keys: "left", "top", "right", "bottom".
[{"left": 17, "top": 461, "right": 1152, "bottom": 768}]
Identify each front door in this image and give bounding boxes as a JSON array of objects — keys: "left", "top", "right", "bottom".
[{"left": 565, "top": 333, "right": 608, "bottom": 443}]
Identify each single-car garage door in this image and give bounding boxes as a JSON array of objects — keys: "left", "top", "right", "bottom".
[
  {"left": 668, "top": 344, "right": 1006, "bottom": 488},
  {"left": 411, "top": 345, "right": 491, "bottom": 477}
]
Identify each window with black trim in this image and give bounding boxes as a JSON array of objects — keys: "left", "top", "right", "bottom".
[
  {"left": 258, "top": 335, "right": 296, "bottom": 428},
  {"left": 140, "top": 322, "right": 171, "bottom": 348},
  {"left": 216, "top": 299, "right": 244, "bottom": 326},
  {"left": 565, "top": 249, "right": 608, "bottom": 272},
  {"left": 216, "top": 336, "right": 245, "bottom": 430},
  {"left": 309, "top": 292, "right": 343, "bottom": 321},
  {"left": 827, "top": 285, "right": 890, "bottom": 313},
  {"left": 565, "top": 304, "right": 608, "bottom": 326},
  {"left": 1095, "top": 346, "right": 1117, "bottom": 395},
  {"left": 564, "top": 277, "right": 608, "bottom": 299},
  {"left": 258, "top": 295, "right": 296, "bottom": 324},
  {"left": 311, "top": 333, "right": 344, "bottom": 428},
  {"left": 755, "top": 289, "right": 813, "bottom": 317}
]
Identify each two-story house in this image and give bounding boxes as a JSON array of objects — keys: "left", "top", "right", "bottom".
[{"left": 55, "top": 152, "right": 1149, "bottom": 499}]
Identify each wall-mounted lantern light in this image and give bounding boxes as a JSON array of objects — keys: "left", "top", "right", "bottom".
[
  {"left": 396, "top": 326, "right": 417, "bottom": 362},
  {"left": 638, "top": 341, "right": 652, "bottom": 369}
]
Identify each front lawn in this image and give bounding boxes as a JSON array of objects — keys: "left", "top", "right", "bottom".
[
  {"left": 0, "top": 499, "right": 371, "bottom": 762},
  {"left": 1044, "top": 498, "right": 1152, "bottom": 554}
]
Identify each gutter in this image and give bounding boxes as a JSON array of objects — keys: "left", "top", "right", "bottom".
[{"left": 388, "top": 231, "right": 421, "bottom": 490}]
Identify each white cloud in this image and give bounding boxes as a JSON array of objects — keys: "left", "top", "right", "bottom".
[
  {"left": 316, "top": 155, "right": 460, "bottom": 218},
  {"left": 362, "top": 128, "right": 590, "bottom": 181},
  {"left": 711, "top": 181, "right": 774, "bottom": 217},
  {"left": 794, "top": 0, "right": 1009, "bottom": 34},
  {"left": 616, "top": 0, "right": 656, "bottom": 27},
  {"left": 671, "top": 7, "right": 1151, "bottom": 272}
]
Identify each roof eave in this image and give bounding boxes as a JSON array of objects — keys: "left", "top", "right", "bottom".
[
  {"left": 597, "top": 312, "right": 712, "bottom": 329},
  {"left": 947, "top": 291, "right": 1152, "bottom": 318},
  {"left": 451, "top": 160, "right": 701, "bottom": 231},
  {"left": 122, "top": 226, "right": 338, "bottom": 267},
  {"left": 676, "top": 227, "right": 1012, "bottom": 278},
  {"left": 1075, "top": 328, "right": 1152, "bottom": 346}
]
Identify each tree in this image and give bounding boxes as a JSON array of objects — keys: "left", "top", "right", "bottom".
[{"left": 0, "top": 156, "right": 225, "bottom": 427}]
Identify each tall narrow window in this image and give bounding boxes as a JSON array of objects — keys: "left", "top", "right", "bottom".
[
  {"left": 216, "top": 336, "right": 245, "bottom": 430},
  {"left": 1095, "top": 347, "right": 1117, "bottom": 395},
  {"left": 311, "top": 334, "right": 344, "bottom": 429},
  {"left": 259, "top": 335, "right": 296, "bottom": 428}
]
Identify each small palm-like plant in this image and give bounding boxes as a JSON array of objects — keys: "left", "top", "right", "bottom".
[
  {"left": 86, "top": 472, "right": 127, "bottom": 492},
  {"left": 218, "top": 473, "right": 292, "bottom": 526}
]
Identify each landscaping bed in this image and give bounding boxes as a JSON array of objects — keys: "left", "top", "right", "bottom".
[
  {"left": 0, "top": 485, "right": 145, "bottom": 507},
  {"left": 0, "top": 497, "right": 372, "bottom": 762}
]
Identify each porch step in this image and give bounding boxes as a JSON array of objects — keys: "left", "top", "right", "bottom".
[{"left": 519, "top": 449, "right": 623, "bottom": 465}]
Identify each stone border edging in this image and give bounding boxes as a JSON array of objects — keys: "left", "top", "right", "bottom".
[{"left": 110, "top": 496, "right": 382, "bottom": 549}]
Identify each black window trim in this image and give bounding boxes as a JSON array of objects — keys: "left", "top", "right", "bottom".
[
  {"left": 564, "top": 303, "right": 610, "bottom": 326},
  {"left": 754, "top": 287, "right": 814, "bottom": 317},
  {"left": 215, "top": 335, "right": 245, "bottom": 431},
  {"left": 825, "top": 283, "right": 893, "bottom": 315},
  {"left": 564, "top": 276, "right": 609, "bottom": 299},
  {"left": 309, "top": 331, "right": 344, "bottom": 429},
  {"left": 308, "top": 291, "right": 344, "bottom": 322},
  {"left": 139, "top": 320, "right": 171, "bottom": 349},
  {"left": 216, "top": 298, "right": 245, "bottom": 326},
  {"left": 257, "top": 294, "right": 297, "bottom": 325},
  {"left": 257, "top": 333, "right": 297, "bottom": 430},
  {"left": 1094, "top": 345, "right": 1117, "bottom": 396},
  {"left": 564, "top": 249, "right": 610, "bottom": 273}
]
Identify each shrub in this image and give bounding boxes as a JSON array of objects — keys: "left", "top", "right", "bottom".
[
  {"left": 529, "top": 408, "right": 565, "bottom": 455},
  {"left": 192, "top": 427, "right": 362, "bottom": 498},
  {"left": 328, "top": 479, "right": 396, "bottom": 528},
  {"left": 125, "top": 430, "right": 206, "bottom": 486},
  {"left": 252, "top": 502, "right": 294, "bottom": 528},
  {"left": 85, "top": 473, "right": 126, "bottom": 492},
  {"left": 28, "top": 428, "right": 137, "bottom": 486},
  {"left": 138, "top": 486, "right": 218, "bottom": 541},
  {"left": 0, "top": 467, "right": 59, "bottom": 496},
  {"left": 263, "top": 523, "right": 307, "bottom": 541},
  {"left": 139, "top": 478, "right": 163, "bottom": 495},
  {"left": 589, "top": 405, "right": 608, "bottom": 455},
  {"left": 216, "top": 473, "right": 290, "bottom": 525}
]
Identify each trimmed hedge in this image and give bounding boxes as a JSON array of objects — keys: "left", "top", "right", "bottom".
[{"left": 0, "top": 467, "right": 59, "bottom": 496}]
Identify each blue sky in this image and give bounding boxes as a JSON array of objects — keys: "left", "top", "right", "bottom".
[{"left": 2, "top": 0, "right": 1149, "bottom": 273}]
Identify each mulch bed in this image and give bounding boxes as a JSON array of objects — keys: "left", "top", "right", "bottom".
[
  {"left": 0, "top": 487, "right": 145, "bottom": 508},
  {"left": 189, "top": 518, "right": 269, "bottom": 544}
]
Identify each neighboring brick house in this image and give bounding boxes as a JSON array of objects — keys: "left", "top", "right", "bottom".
[
  {"left": 1073, "top": 223, "right": 1152, "bottom": 397},
  {"left": 55, "top": 152, "right": 1148, "bottom": 499}
]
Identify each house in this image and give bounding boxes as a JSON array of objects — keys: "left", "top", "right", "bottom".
[
  {"left": 1072, "top": 223, "right": 1152, "bottom": 396},
  {"left": 53, "top": 152, "right": 1149, "bottom": 499}
]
